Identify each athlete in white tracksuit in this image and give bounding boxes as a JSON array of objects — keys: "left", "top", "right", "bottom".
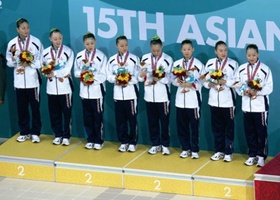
[
  {"left": 235, "top": 44, "right": 273, "bottom": 167},
  {"left": 74, "top": 32, "right": 107, "bottom": 150},
  {"left": 42, "top": 28, "right": 74, "bottom": 145}
]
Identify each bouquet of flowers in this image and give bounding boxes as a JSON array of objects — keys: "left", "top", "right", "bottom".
[
  {"left": 247, "top": 78, "right": 262, "bottom": 99},
  {"left": 41, "top": 61, "right": 55, "bottom": 81},
  {"left": 172, "top": 65, "right": 187, "bottom": 80},
  {"left": 80, "top": 70, "right": 94, "bottom": 85},
  {"left": 19, "top": 50, "right": 34, "bottom": 66},
  {"left": 208, "top": 69, "right": 224, "bottom": 84},
  {"left": 247, "top": 78, "right": 262, "bottom": 91},
  {"left": 116, "top": 68, "right": 131, "bottom": 86},
  {"left": 152, "top": 65, "right": 165, "bottom": 79}
]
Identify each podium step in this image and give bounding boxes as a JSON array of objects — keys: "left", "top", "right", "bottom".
[{"left": 0, "top": 134, "right": 271, "bottom": 199}]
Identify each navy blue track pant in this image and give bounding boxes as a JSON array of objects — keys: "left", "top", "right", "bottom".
[
  {"left": 82, "top": 98, "right": 104, "bottom": 144},
  {"left": 244, "top": 111, "right": 268, "bottom": 159},
  {"left": 146, "top": 101, "right": 170, "bottom": 147},
  {"left": 210, "top": 106, "right": 234, "bottom": 155},
  {"left": 48, "top": 93, "right": 72, "bottom": 139},
  {"left": 176, "top": 107, "right": 200, "bottom": 152},
  {"left": 114, "top": 99, "right": 138, "bottom": 145},
  {"left": 16, "top": 88, "right": 41, "bottom": 136}
]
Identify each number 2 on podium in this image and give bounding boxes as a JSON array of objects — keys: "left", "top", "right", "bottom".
[{"left": 17, "top": 166, "right": 25, "bottom": 176}]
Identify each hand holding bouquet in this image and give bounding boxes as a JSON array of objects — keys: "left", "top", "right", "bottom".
[
  {"left": 80, "top": 70, "right": 94, "bottom": 85},
  {"left": 19, "top": 50, "right": 34, "bottom": 67},
  {"left": 206, "top": 69, "right": 225, "bottom": 92},
  {"left": 150, "top": 65, "right": 165, "bottom": 85},
  {"left": 116, "top": 68, "right": 131, "bottom": 87},
  {"left": 41, "top": 61, "right": 55, "bottom": 81},
  {"left": 172, "top": 65, "right": 187, "bottom": 80},
  {"left": 246, "top": 78, "right": 262, "bottom": 99}
]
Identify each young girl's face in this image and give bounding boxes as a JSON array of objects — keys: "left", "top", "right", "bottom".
[
  {"left": 181, "top": 43, "right": 194, "bottom": 59},
  {"left": 17, "top": 22, "right": 30, "bottom": 39},
  {"left": 83, "top": 37, "right": 96, "bottom": 52},
  {"left": 246, "top": 48, "right": 258, "bottom": 64},
  {"left": 116, "top": 39, "right": 128, "bottom": 55},
  {"left": 215, "top": 44, "right": 227, "bottom": 60},
  {"left": 50, "top": 32, "right": 63, "bottom": 49},
  {"left": 151, "top": 44, "right": 162, "bottom": 57}
]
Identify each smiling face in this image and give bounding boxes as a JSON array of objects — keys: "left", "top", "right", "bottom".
[
  {"left": 50, "top": 32, "right": 63, "bottom": 49},
  {"left": 83, "top": 37, "right": 96, "bottom": 52},
  {"left": 246, "top": 48, "right": 259, "bottom": 64},
  {"left": 215, "top": 44, "right": 228, "bottom": 60},
  {"left": 17, "top": 22, "right": 30, "bottom": 39}
]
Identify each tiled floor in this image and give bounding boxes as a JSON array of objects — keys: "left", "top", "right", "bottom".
[{"left": 0, "top": 177, "right": 220, "bottom": 200}]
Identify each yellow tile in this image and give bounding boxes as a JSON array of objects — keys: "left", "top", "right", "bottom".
[
  {"left": 0, "top": 161, "right": 54, "bottom": 181},
  {"left": 56, "top": 141, "right": 148, "bottom": 167},
  {"left": 124, "top": 174, "right": 192, "bottom": 195},
  {"left": 194, "top": 181, "right": 254, "bottom": 200},
  {"left": 0, "top": 133, "right": 81, "bottom": 160},
  {"left": 56, "top": 168, "right": 122, "bottom": 187},
  {"left": 125, "top": 149, "right": 212, "bottom": 174},
  {"left": 194, "top": 153, "right": 262, "bottom": 180}
]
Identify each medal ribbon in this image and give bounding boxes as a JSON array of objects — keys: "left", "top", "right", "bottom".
[
  {"left": 51, "top": 45, "right": 64, "bottom": 61},
  {"left": 151, "top": 53, "right": 162, "bottom": 70},
  {"left": 215, "top": 57, "right": 228, "bottom": 71},
  {"left": 117, "top": 52, "right": 129, "bottom": 66},
  {"left": 247, "top": 61, "right": 260, "bottom": 81},
  {"left": 84, "top": 48, "right": 96, "bottom": 66},
  {"left": 182, "top": 57, "right": 194, "bottom": 70},
  {"left": 18, "top": 35, "right": 30, "bottom": 52}
]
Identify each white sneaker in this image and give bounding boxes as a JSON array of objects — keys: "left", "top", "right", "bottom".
[
  {"left": 31, "top": 135, "right": 40, "bottom": 143},
  {"left": 256, "top": 156, "right": 265, "bottom": 167},
  {"left": 162, "top": 146, "right": 170, "bottom": 155},
  {"left": 85, "top": 143, "right": 93, "bottom": 149},
  {"left": 245, "top": 157, "right": 258, "bottom": 166},
  {"left": 127, "top": 144, "right": 137, "bottom": 152},
  {"left": 180, "top": 150, "right": 190, "bottom": 158},
  {"left": 26, "top": 134, "right": 31, "bottom": 140},
  {"left": 191, "top": 152, "right": 199, "bottom": 159},
  {"left": 118, "top": 144, "right": 128, "bottom": 152},
  {"left": 17, "top": 135, "right": 28, "bottom": 142},
  {"left": 223, "top": 154, "right": 233, "bottom": 162},
  {"left": 93, "top": 143, "right": 103, "bottom": 150},
  {"left": 148, "top": 146, "right": 161, "bottom": 155},
  {"left": 211, "top": 152, "right": 224, "bottom": 161},
  {"left": 52, "top": 137, "right": 62, "bottom": 145},
  {"left": 61, "top": 138, "right": 70, "bottom": 146}
]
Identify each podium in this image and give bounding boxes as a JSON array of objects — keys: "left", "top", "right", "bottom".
[{"left": 0, "top": 134, "right": 269, "bottom": 200}]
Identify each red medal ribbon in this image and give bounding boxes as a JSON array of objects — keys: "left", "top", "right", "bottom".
[
  {"left": 51, "top": 45, "right": 64, "bottom": 61},
  {"left": 18, "top": 35, "right": 30, "bottom": 52},
  {"left": 215, "top": 57, "right": 228, "bottom": 71},
  {"left": 84, "top": 48, "right": 96, "bottom": 66},
  {"left": 151, "top": 53, "right": 162, "bottom": 70},
  {"left": 247, "top": 61, "right": 260, "bottom": 81},
  {"left": 182, "top": 57, "right": 194, "bottom": 70},
  {"left": 117, "top": 52, "right": 129, "bottom": 66}
]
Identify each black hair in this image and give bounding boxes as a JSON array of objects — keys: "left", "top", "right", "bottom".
[
  {"left": 215, "top": 40, "right": 227, "bottom": 50},
  {"left": 83, "top": 32, "right": 95, "bottom": 41},
  {"left": 16, "top": 18, "right": 29, "bottom": 28},
  {"left": 150, "top": 35, "right": 162, "bottom": 46},
  {"left": 49, "top": 28, "right": 61, "bottom": 37},
  {"left": 246, "top": 44, "right": 258, "bottom": 53},
  {"left": 116, "top": 35, "right": 127, "bottom": 44},
  {"left": 181, "top": 39, "right": 193, "bottom": 48}
]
